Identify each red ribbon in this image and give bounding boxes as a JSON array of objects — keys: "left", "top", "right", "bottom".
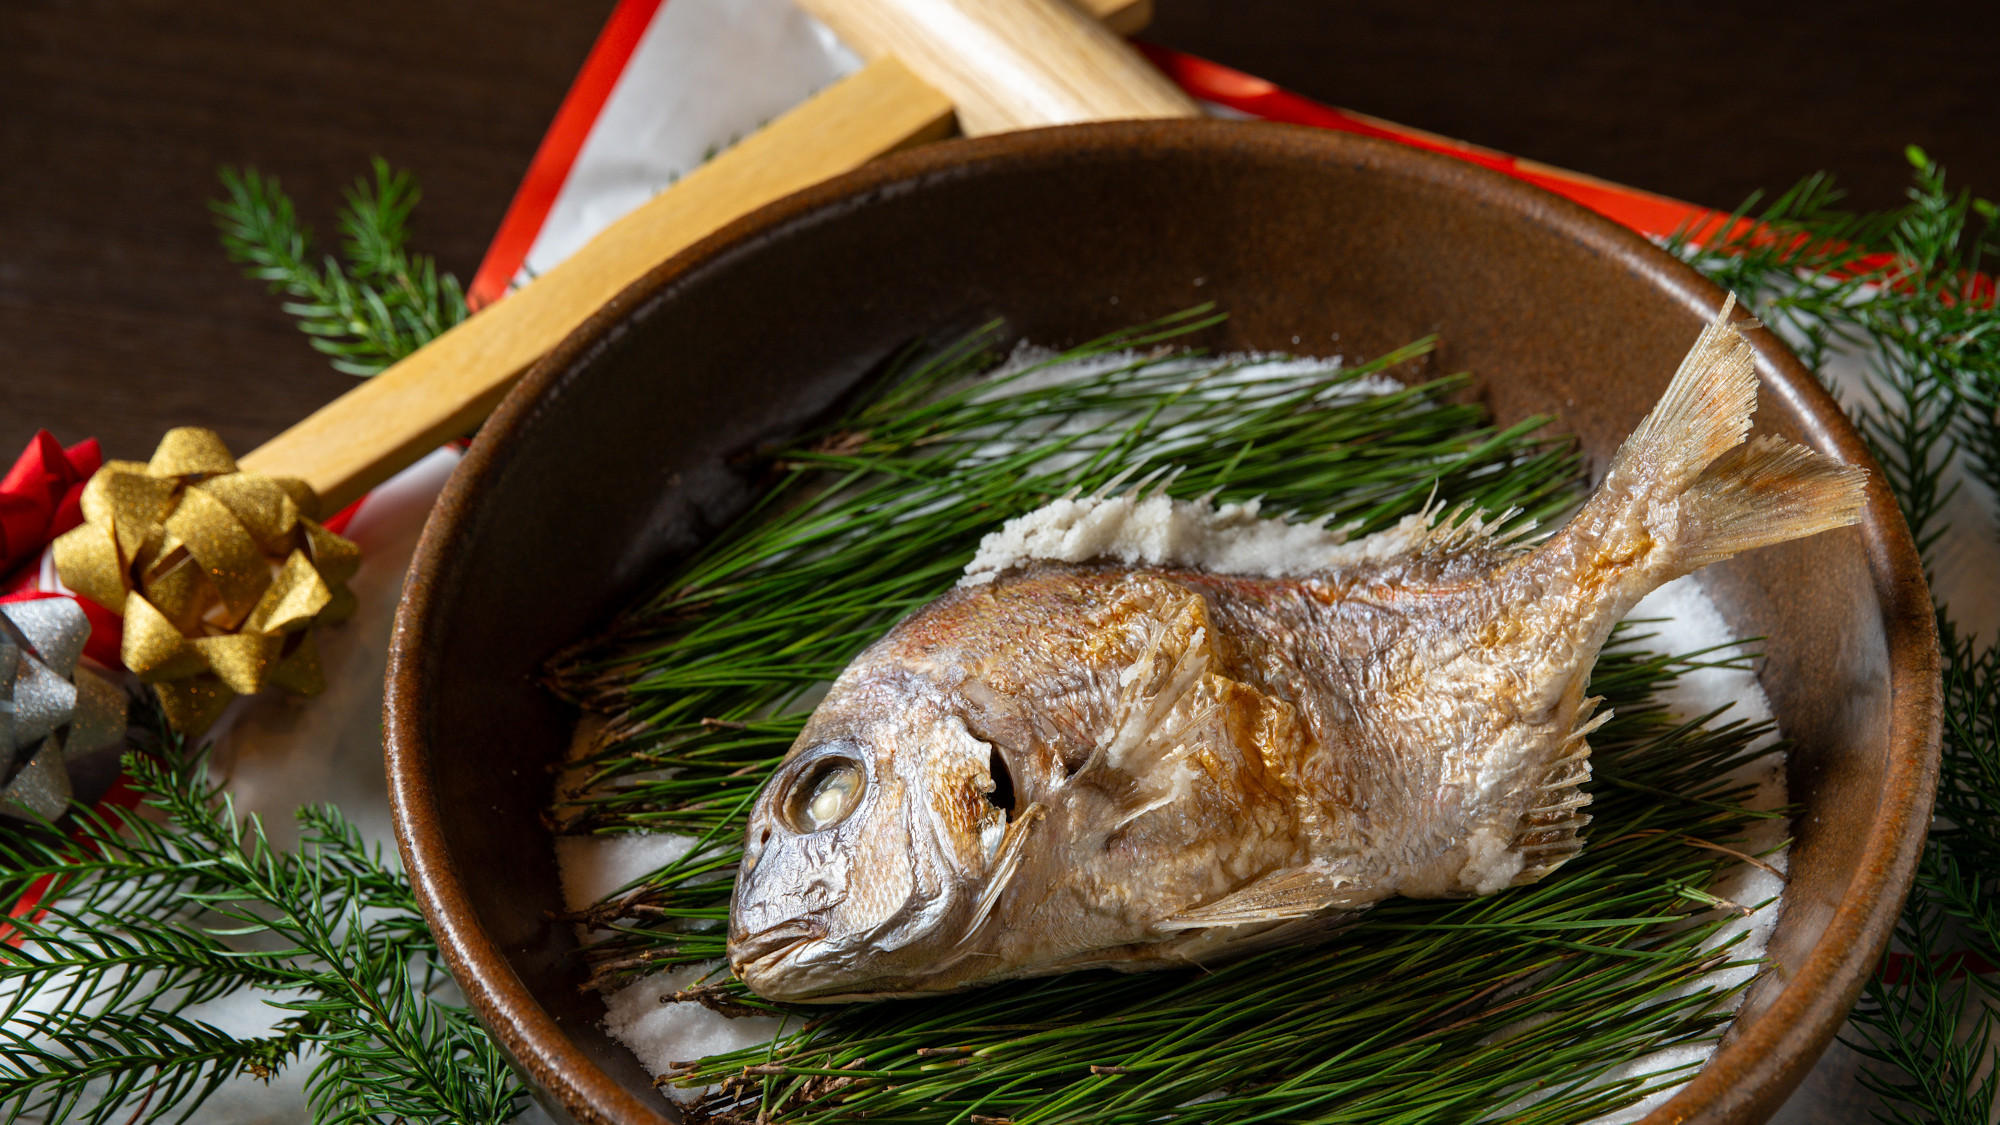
[
  {"left": 1, "top": 431, "right": 101, "bottom": 582},
  {"left": 2, "top": 431, "right": 143, "bottom": 949},
  {"left": 0, "top": 431, "right": 121, "bottom": 666}
]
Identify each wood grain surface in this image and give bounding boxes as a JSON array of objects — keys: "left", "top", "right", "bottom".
[
  {"left": 2, "top": 0, "right": 1995, "bottom": 465},
  {"left": 238, "top": 0, "right": 1148, "bottom": 512},
  {"left": 801, "top": 0, "right": 1198, "bottom": 134}
]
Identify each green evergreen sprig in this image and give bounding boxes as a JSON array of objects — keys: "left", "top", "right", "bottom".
[
  {"left": 5, "top": 148, "right": 1989, "bottom": 1124},
  {"left": 650, "top": 639, "right": 1781, "bottom": 1125},
  {"left": 0, "top": 704, "right": 525, "bottom": 1125},
  {"left": 212, "top": 158, "right": 469, "bottom": 376},
  {"left": 1669, "top": 147, "right": 2000, "bottom": 1125},
  {"left": 540, "top": 313, "right": 1793, "bottom": 1125}
]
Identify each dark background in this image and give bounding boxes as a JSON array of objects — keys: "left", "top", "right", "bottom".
[{"left": 3, "top": 0, "right": 1996, "bottom": 463}]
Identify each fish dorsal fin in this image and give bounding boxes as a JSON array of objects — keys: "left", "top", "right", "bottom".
[
  {"left": 1413, "top": 502, "right": 1538, "bottom": 560},
  {"left": 1282, "top": 501, "right": 1537, "bottom": 583},
  {"left": 1157, "top": 863, "right": 1374, "bottom": 931},
  {"left": 1508, "top": 695, "right": 1609, "bottom": 885}
]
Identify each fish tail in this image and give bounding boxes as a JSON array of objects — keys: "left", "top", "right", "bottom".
[
  {"left": 1462, "top": 301, "right": 1864, "bottom": 895},
  {"left": 1563, "top": 295, "right": 1868, "bottom": 581},
  {"left": 1674, "top": 434, "right": 1871, "bottom": 569}
]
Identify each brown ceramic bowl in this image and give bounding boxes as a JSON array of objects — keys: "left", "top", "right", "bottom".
[{"left": 385, "top": 121, "right": 1940, "bottom": 1125}]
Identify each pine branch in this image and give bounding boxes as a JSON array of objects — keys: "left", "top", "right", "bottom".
[
  {"left": 0, "top": 1011, "right": 311, "bottom": 1125},
  {"left": 0, "top": 705, "right": 525, "bottom": 1125},
  {"left": 534, "top": 310, "right": 1802, "bottom": 1125},
  {"left": 212, "top": 158, "right": 469, "bottom": 376},
  {"left": 139, "top": 146, "right": 1991, "bottom": 1123},
  {"left": 1672, "top": 148, "right": 2000, "bottom": 1125}
]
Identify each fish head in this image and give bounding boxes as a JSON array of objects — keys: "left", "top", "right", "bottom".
[{"left": 728, "top": 664, "right": 1020, "bottom": 1001}]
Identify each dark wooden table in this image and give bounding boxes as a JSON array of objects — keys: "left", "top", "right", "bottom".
[{"left": 3, "top": 0, "right": 1994, "bottom": 465}]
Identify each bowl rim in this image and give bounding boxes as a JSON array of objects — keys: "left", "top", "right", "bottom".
[{"left": 385, "top": 118, "right": 1942, "bottom": 1125}]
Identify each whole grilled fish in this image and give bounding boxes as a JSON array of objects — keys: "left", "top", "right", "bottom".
[{"left": 728, "top": 304, "right": 1866, "bottom": 1002}]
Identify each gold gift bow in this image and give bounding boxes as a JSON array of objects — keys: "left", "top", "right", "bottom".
[{"left": 51, "top": 428, "right": 360, "bottom": 734}]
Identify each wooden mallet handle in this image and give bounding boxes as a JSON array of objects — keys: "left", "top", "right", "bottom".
[
  {"left": 240, "top": 0, "right": 1191, "bottom": 512},
  {"left": 799, "top": 0, "right": 1200, "bottom": 135}
]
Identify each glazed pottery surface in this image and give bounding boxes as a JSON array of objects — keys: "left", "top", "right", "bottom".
[{"left": 385, "top": 121, "right": 1940, "bottom": 1125}]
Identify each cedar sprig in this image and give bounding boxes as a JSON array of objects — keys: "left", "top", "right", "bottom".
[
  {"left": 8, "top": 149, "right": 1976, "bottom": 1124},
  {"left": 0, "top": 703, "right": 524, "bottom": 1125},
  {"left": 1671, "top": 147, "right": 2000, "bottom": 1125},
  {"left": 1667, "top": 147, "right": 2000, "bottom": 562},
  {"left": 212, "top": 158, "right": 469, "bottom": 376}
]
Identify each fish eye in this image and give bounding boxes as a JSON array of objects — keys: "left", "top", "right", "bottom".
[{"left": 784, "top": 756, "right": 866, "bottom": 833}]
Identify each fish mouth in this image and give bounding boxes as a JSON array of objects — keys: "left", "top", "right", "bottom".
[{"left": 729, "top": 918, "right": 827, "bottom": 975}]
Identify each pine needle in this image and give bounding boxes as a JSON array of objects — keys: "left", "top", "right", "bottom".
[
  {"left": 545, "top": 312, "right": 1788, "bottom": 1124},
  {"left": 211, "top": 158, "right": 469, "bottom": 376},
  {"left": 1669, "top": 146, "right": 2000, "bottom": 1125}
]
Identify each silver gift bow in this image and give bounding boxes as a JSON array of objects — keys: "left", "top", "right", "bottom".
[{"left": 1, "top": 599, "right": 127, "bottom": 820}]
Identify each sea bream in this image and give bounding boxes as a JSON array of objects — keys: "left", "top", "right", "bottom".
[{"left": 727, "top": 302, "right": 1868, "bottom": 1002}]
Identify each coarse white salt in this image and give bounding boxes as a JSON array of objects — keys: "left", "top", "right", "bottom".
[
  {"left": 555, "top": 833, "right": 704, "bottom": 915},
  {"left": 1568, "top": 575, "right": 1788, "bottom": 1125},
  {"left": 601, "top": 964, "right": 790, "bottom": 1104},
  {"left": 960, "top": 493, "right": 1497, "bottom": 586},
  {"left": 560, "top": 345, "right": 1789, "bottom": 1120}
]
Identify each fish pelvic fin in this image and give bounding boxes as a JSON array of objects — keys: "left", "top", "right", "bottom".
[
  {"left": 1559, "top": 294, "right": 1867, "bottom": 584},
  {"left": 1157, "top": 863, "right": 1375, "bottom": 931}
]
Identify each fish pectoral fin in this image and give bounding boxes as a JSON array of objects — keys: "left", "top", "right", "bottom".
[
  {"left": 1075, "top": 584, "right": 1219, "bottom": 787},
  {"left": 957, "top": 803, "right": 1046, "bottom": 947},
  {"left": 1157, "top": 865, "right": 1372, "bottom": 931}
]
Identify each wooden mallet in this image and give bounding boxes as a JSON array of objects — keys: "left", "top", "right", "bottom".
[{"left": 240, "top": 0, "right": 1202, "bottom": 512}]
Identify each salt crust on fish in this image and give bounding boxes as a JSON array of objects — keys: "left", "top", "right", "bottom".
[{"left": 960, "top": 492, "right": 1494, "bottom": 587}]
